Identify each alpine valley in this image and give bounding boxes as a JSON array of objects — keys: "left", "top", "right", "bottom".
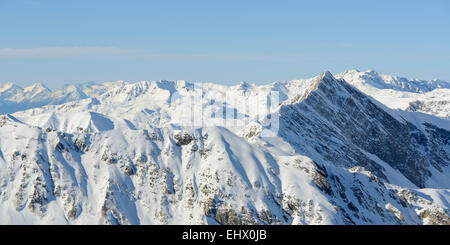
[{"left": 0, "top": 70, "right": 449, "bottom": 225}]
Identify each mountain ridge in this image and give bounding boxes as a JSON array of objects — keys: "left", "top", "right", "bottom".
[
  {"left": 337, "top": 69, "right": 450, "bottom": 93},
  {"left": 2, "top": 69, "right": 449, "bottom": 117},
  {"left": 0, "top": 71, "right": 449, "bottom": 224},
  {"left": 335, "top": 70, "right": 450, "bottom": 120}
]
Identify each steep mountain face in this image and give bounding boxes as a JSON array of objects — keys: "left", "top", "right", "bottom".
[
  {"left": 335, "top": 70, "right": 450, "bottom": 120},
  {"left": 0, "top": 72, "right": 449, "bottom": 225},
  {"left": 277, "top": 72, "right": 449, "bottom": 188},
  {"left": 75, "top": 81, "right": 127, "bottom": 98}
]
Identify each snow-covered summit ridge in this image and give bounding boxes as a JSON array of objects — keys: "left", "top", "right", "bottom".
[
  {"left": 9, "top": 71, "right": 344, "bottom": 135},
  {"left": 337, "top": 69, "right": 450, "bottom": 93},
  {"left": 2, "top": 69, "right": 449, "bottom": 119},
  {"left": 336, "top": 70, "right": 450, "bottom": 120}
]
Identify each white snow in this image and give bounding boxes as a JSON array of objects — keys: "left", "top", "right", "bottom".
[
  {"left": 336, "top": 69, "right": 450, "bottom": 120},
  {"left": 0, "top": 70, "right": 448, "bottom": 224}
]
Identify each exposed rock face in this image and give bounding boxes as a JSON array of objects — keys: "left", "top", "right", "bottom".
[
  {"left": 419, "top": 209, "right": 450, "bottom": 225},
  {"left": 408, "top": 100, "right": 450, "bottom": 119},
  {"left": 0, "top": 72, "right": 449, "bottom": 224},
  {"left": 174, "top": 132, "right": 194, "bottom": 146},
  {"left": 278, "top": 73, "right": 449, "bottom": 188},
  {"left": 335, "top": 69, "right": 450, "bottom": 120}
]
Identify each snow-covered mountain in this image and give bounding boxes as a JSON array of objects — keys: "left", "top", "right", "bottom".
[
  {"left": 0, "top": 81, "right": 126, "bottom": 114},
  {"left": 0, "top": 71, "right": 449, "bottom": 224},
  {"left": 337, "top": 69, "right": 450, "bottom": 93},
  {"left": 336, "top": 70, "right": 450, "bottom": 119}
]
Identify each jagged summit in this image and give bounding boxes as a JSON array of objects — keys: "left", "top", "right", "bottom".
[
  {"left": 335, "top": 70, "right": 450, "bottom": 119},
  {"left": 320, "top": 70, "right": 334, "bottom": 80}
]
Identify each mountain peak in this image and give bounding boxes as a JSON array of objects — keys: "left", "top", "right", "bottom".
[
  {"left": 320, "top": 70, "right": 334, "bottom": 80},
  {"left": 0, "top": 82, "right": 22, "bottom": 93},
  {"left": 23, "top": 82, "right": 51, "bottom": 93},
  {"left": 336, "top": 70, "right": 450, "bottom": 93},
  {"left": 238, "top": 81, "right": 251, "bottom": 90},
  {"left": 62, "top": 84, "right": 80, "bottom": 92}
]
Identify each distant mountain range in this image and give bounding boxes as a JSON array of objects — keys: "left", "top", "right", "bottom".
[{"left": 0, "top": 81, "right": 125, "bottom": 114}]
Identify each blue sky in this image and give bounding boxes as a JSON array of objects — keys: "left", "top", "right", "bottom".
[{"left": 0, "top": 0, "right": 449, "bottom": 89}]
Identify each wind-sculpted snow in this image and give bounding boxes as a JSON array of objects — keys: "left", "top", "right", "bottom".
[{"left": 0, "top": 71, "right": 449, "bottom": 224}]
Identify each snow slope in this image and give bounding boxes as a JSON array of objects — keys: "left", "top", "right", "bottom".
[
  {"left": 336, "top": 70, "right": 450, "bottom": 119},
  {"left": 0, "top": 71, "right": 449, "bottom": 224}
]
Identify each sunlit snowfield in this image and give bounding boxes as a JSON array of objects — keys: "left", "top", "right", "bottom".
[{"left": 0, "top": 70, "right": 449, "bottom": 224}]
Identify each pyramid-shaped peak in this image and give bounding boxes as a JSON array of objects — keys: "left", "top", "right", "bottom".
[
  {"left": 24, "top": 82, "right": 51, "bottom": 93},
  {"left": 320, "top": 70, "right": 335, "bottom": 80}
]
